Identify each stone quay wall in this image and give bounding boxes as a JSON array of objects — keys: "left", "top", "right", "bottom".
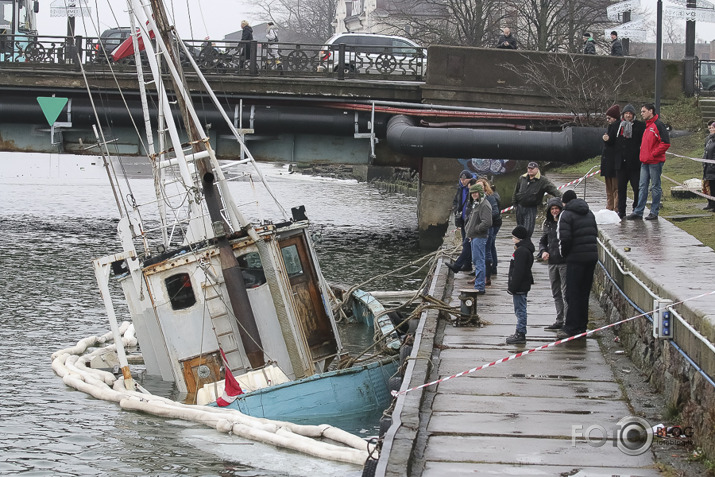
[{"left": 594, "top": 231, "right": 715, "bottom": 457}]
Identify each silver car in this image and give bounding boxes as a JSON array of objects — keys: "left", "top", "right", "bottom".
[{"left": 318, "top": 32, "right": 426, "bottom": 77}]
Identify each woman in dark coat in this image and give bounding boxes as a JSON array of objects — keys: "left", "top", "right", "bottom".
[
  {"left": 601, "top": 104, "right": 620, "bottom": 211},
  {"left": 703, "top": 120, "right": 715, "bottom": 211}
]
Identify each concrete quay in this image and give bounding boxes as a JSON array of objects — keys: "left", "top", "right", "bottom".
[{"left": 376, "top": 173, "right": 715, "bottom": 476}]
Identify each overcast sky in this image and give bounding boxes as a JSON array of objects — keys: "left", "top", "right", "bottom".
[
  {"left": 38, "top": 1, "right": 257, "bottom": 40},
  {"left": 36, "top": 0, "right": 715, "bottom": 43}
]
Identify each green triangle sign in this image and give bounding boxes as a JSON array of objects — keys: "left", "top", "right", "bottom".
[{"left": 37, "top": 97, "right": 69, "bottom": 126}]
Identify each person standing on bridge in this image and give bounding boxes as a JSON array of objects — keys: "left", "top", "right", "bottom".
[
  {"left": 615, "top": 104, "right": 645, "bottom": 218},
  {"left": 464, "top": 183, "right": 492, "bottom": 294},
  {"left": 627, "top": 103, "right": 670, "bottom": 220},
  {"left": 538, "top": 198, "right": 567, "bottom": 331},
  {"left": 496, "top": 27, "right": 517, "bottom": 50},
  {"left": 505, "top": 225, "right": 534, "bottom": 345},
  {"left": 447, "top": 171, "right": 476, "bottom": 274},
  {"left": 512, "top": 162, "right": 561, "bottom": 239},
  {"left": 583, "top": 33, "right": 596, "bottom": 55},
  {"left": 240, "top": 20, "right": 254, "bottom": 68},
  {"left": 477, "top": 178, "right": 501, "bottom": 285},
  {"left": 610, "top": 31, "right": 624, "bottom": 56},
  {"left": 556, "top": 190, "right": 598, "bottom": 340}
]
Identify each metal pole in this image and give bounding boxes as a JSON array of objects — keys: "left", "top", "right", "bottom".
[
  {"left": 683, "top": 0, "right": 697, "bottom": 96},
  {"left": 655, "top": 0, "right": 663, "bottom": 112}
]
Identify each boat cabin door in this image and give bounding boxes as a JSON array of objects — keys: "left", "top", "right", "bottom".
[{"left": 279, "top": 233, "right": 337, "bottom": 365}]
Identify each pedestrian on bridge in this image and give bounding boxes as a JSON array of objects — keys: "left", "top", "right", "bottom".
[
  {"left": 583, "top": 33, "right": 596, "bottom": 55},
  {"left": 240, "top": 20, "right": 254, "bottom": 68},
  {"left": 610, "top": 31, "right": 624, "bottom": 56},
  {"left": 512, "top": 162, "right": 561, "bottom": 239},
  {"left": 496, "top": 27, "right": 517, "bottom": 50},
  {"left": 506, "top": 225, "right": 534, "bottom": 345}
]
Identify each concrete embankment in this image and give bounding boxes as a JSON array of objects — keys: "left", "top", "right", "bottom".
[{"left": 376, "top": 173, "right": 715, "bottom": 475}]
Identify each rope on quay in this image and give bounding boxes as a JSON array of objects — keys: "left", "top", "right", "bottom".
[
  {"left": 390, "top": 289, "right": 715, "bottom": 397},
  {"left": 500, "top": 168, "right": 601, "bottom": 214}
]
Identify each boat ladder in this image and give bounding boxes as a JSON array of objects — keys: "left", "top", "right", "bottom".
[{"left": 202, "top": 280, "right": 246, "bottom": 375}]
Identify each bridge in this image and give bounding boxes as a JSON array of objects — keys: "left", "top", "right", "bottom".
[{"left": 0, "top": 35, "right": 689, "bottom": 245}]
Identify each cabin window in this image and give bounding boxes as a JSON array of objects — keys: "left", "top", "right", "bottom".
[
  {"left": 237, "top": 252, "right": 266, "bottom": 288},
  {"left": 165, "top": 273, "right": 196, "bottom": 310},
  {"left": 281, "top": 244, "right": 304, "bottom": 277}
]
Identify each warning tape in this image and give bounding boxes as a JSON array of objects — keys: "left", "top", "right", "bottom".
[
  {"left": 391, "top": 290, "right": 715, "bottom": 398},
  {"left": 499, "top": 169, "right": 601, "bottom": 214}
]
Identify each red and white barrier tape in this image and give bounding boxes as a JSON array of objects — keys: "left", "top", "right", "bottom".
[
  {"left": 391, "top": 290, "right": 715, "bottom": 398},
  {"left": 499, "top": 169, "right": 602, "bottom": 214}
]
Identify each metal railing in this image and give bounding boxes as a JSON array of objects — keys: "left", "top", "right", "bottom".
[{"left": 0, "top": 34, "right": 426, "bottom": 80}]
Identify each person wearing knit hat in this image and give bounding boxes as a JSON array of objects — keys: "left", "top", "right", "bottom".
[
  {"left": 461, "top": 182, "right": 492, "bottom": 293},
  {"left": 505, "top": 225, "right": 534, "bottom": 344},
  {"left": 512, "top": 162, "right": 561, "bottom": 239},
  {"left": 449, "top": 170, "right": 477, "bottom": 274},
  {"left": 583, "top": 32, "right": 596, "bottom": 55},
  {"left": 556, "top": 190, "right": 599, "bottom": 340},
  {"left": 601, "top": 105, "right": 620, "bottom": 211},
  {"left": 615, "top": 104, "right": 645, "bottom": 218},
  {"left": 538, "top": 197, "right": 568, "bottom": 331}
]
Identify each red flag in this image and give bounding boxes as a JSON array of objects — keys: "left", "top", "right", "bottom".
[{"left": 215, "top": 348, "right": 243, "bottom": 407}]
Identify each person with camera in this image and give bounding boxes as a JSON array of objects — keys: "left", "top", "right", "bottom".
[{"left": 447, "top": 170, "right": 476, "bottom": 273}]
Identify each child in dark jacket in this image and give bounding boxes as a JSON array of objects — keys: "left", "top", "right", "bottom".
[{"left": 506, "top": 225, "right": 534, "bottom": 344}]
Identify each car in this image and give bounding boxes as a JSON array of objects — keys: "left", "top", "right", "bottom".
[
  {"left": 700, "top": 60, "right": 715, "bottom": 92},
  {"left": 318, "top": 32, "right": 426, "bottom": 76},
  {"left": 95, "top": 27, "right": 132, "bottom": 62}
]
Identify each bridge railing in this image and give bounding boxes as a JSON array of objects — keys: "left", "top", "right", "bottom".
[{"left": 0, "top": 34, "right": 425, "bottom": 80}]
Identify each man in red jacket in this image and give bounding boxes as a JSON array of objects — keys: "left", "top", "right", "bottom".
[{"left": 626, "top": 103, "right": 670, "bottom": 220}]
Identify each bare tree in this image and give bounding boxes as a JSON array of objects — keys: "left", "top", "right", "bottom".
[
  {"left": 501, "top": 53, "right": 635, "bottom": 124},
  {"left": 257, "top": 0, "right": 338, "bottom": 43},
  {"left": 508, "top": 0, "right": 611, "bottom": 53},
  {"left": 380, "top": 0, "right": 506, "bottom": 47}
]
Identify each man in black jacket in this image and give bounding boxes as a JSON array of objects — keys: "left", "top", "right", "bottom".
[
  {"left": 615, "top": 104, "right": 645, "bottom": 218},
  {"left": 556, "top": 190, "right": 598, "bottom": 339},
  {"left": 496, "top": 27, "right": 517, "bottom": 49},
  {"left": 512, "top": 162, "right": 561, "bottom": 238},
  {"left": 610, "top": 31, "right": 623, "bottom": 56}
]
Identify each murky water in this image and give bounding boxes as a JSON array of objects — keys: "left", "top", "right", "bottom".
[{"left": 0, "top": 156, "right": 423, "bottom": 476}]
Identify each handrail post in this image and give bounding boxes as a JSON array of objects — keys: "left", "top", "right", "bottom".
[
  {"left": 250, "top": 40, "right": 258, "bottom": 75},
  {"left": 338, "top": 43, "right": 345, "bottom": 81}
]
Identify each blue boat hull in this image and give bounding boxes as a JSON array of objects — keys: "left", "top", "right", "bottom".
[{"left": 223, "top": 358, "right": 398, "bottom": 424}]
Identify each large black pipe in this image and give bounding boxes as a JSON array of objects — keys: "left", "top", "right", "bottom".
[
  {"left": 386, "top": 115, "right": 603, "bottom": 164},
  {"left": 0, "top": 94, "right": 381, "bottom": 136}
]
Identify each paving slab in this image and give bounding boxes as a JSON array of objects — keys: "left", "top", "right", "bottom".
[
  {"left": 422, "top": 462, "right": 661, "bottom": 477},
  {"left": 430, "top": 394, "right": 628, "bottom": 415},
  {"left": 435, "top": 375, "right": 622, "bottom": 399},
  {"left": 427, "top": 410, "right": 632, "bottom": 438},
  {"left": 423, "top": 435, "right": 654, "bottom": 467}
]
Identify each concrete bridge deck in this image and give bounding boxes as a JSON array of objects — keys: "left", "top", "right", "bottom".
[{"left": 377, "top": 173, "right": 715, "bottom": 476}]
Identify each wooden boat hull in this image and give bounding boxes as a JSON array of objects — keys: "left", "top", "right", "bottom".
[{"left": 222, "top": 358, "right": 398, "bottom": 422}]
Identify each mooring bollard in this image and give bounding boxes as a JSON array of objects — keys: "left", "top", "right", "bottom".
[{"left": 456, "top": 289, "right": 480, "bottom": 326}]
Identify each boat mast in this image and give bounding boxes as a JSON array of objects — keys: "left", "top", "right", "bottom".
[{"left": 137, "top": 0, "right": 265, "bottom": 368}]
